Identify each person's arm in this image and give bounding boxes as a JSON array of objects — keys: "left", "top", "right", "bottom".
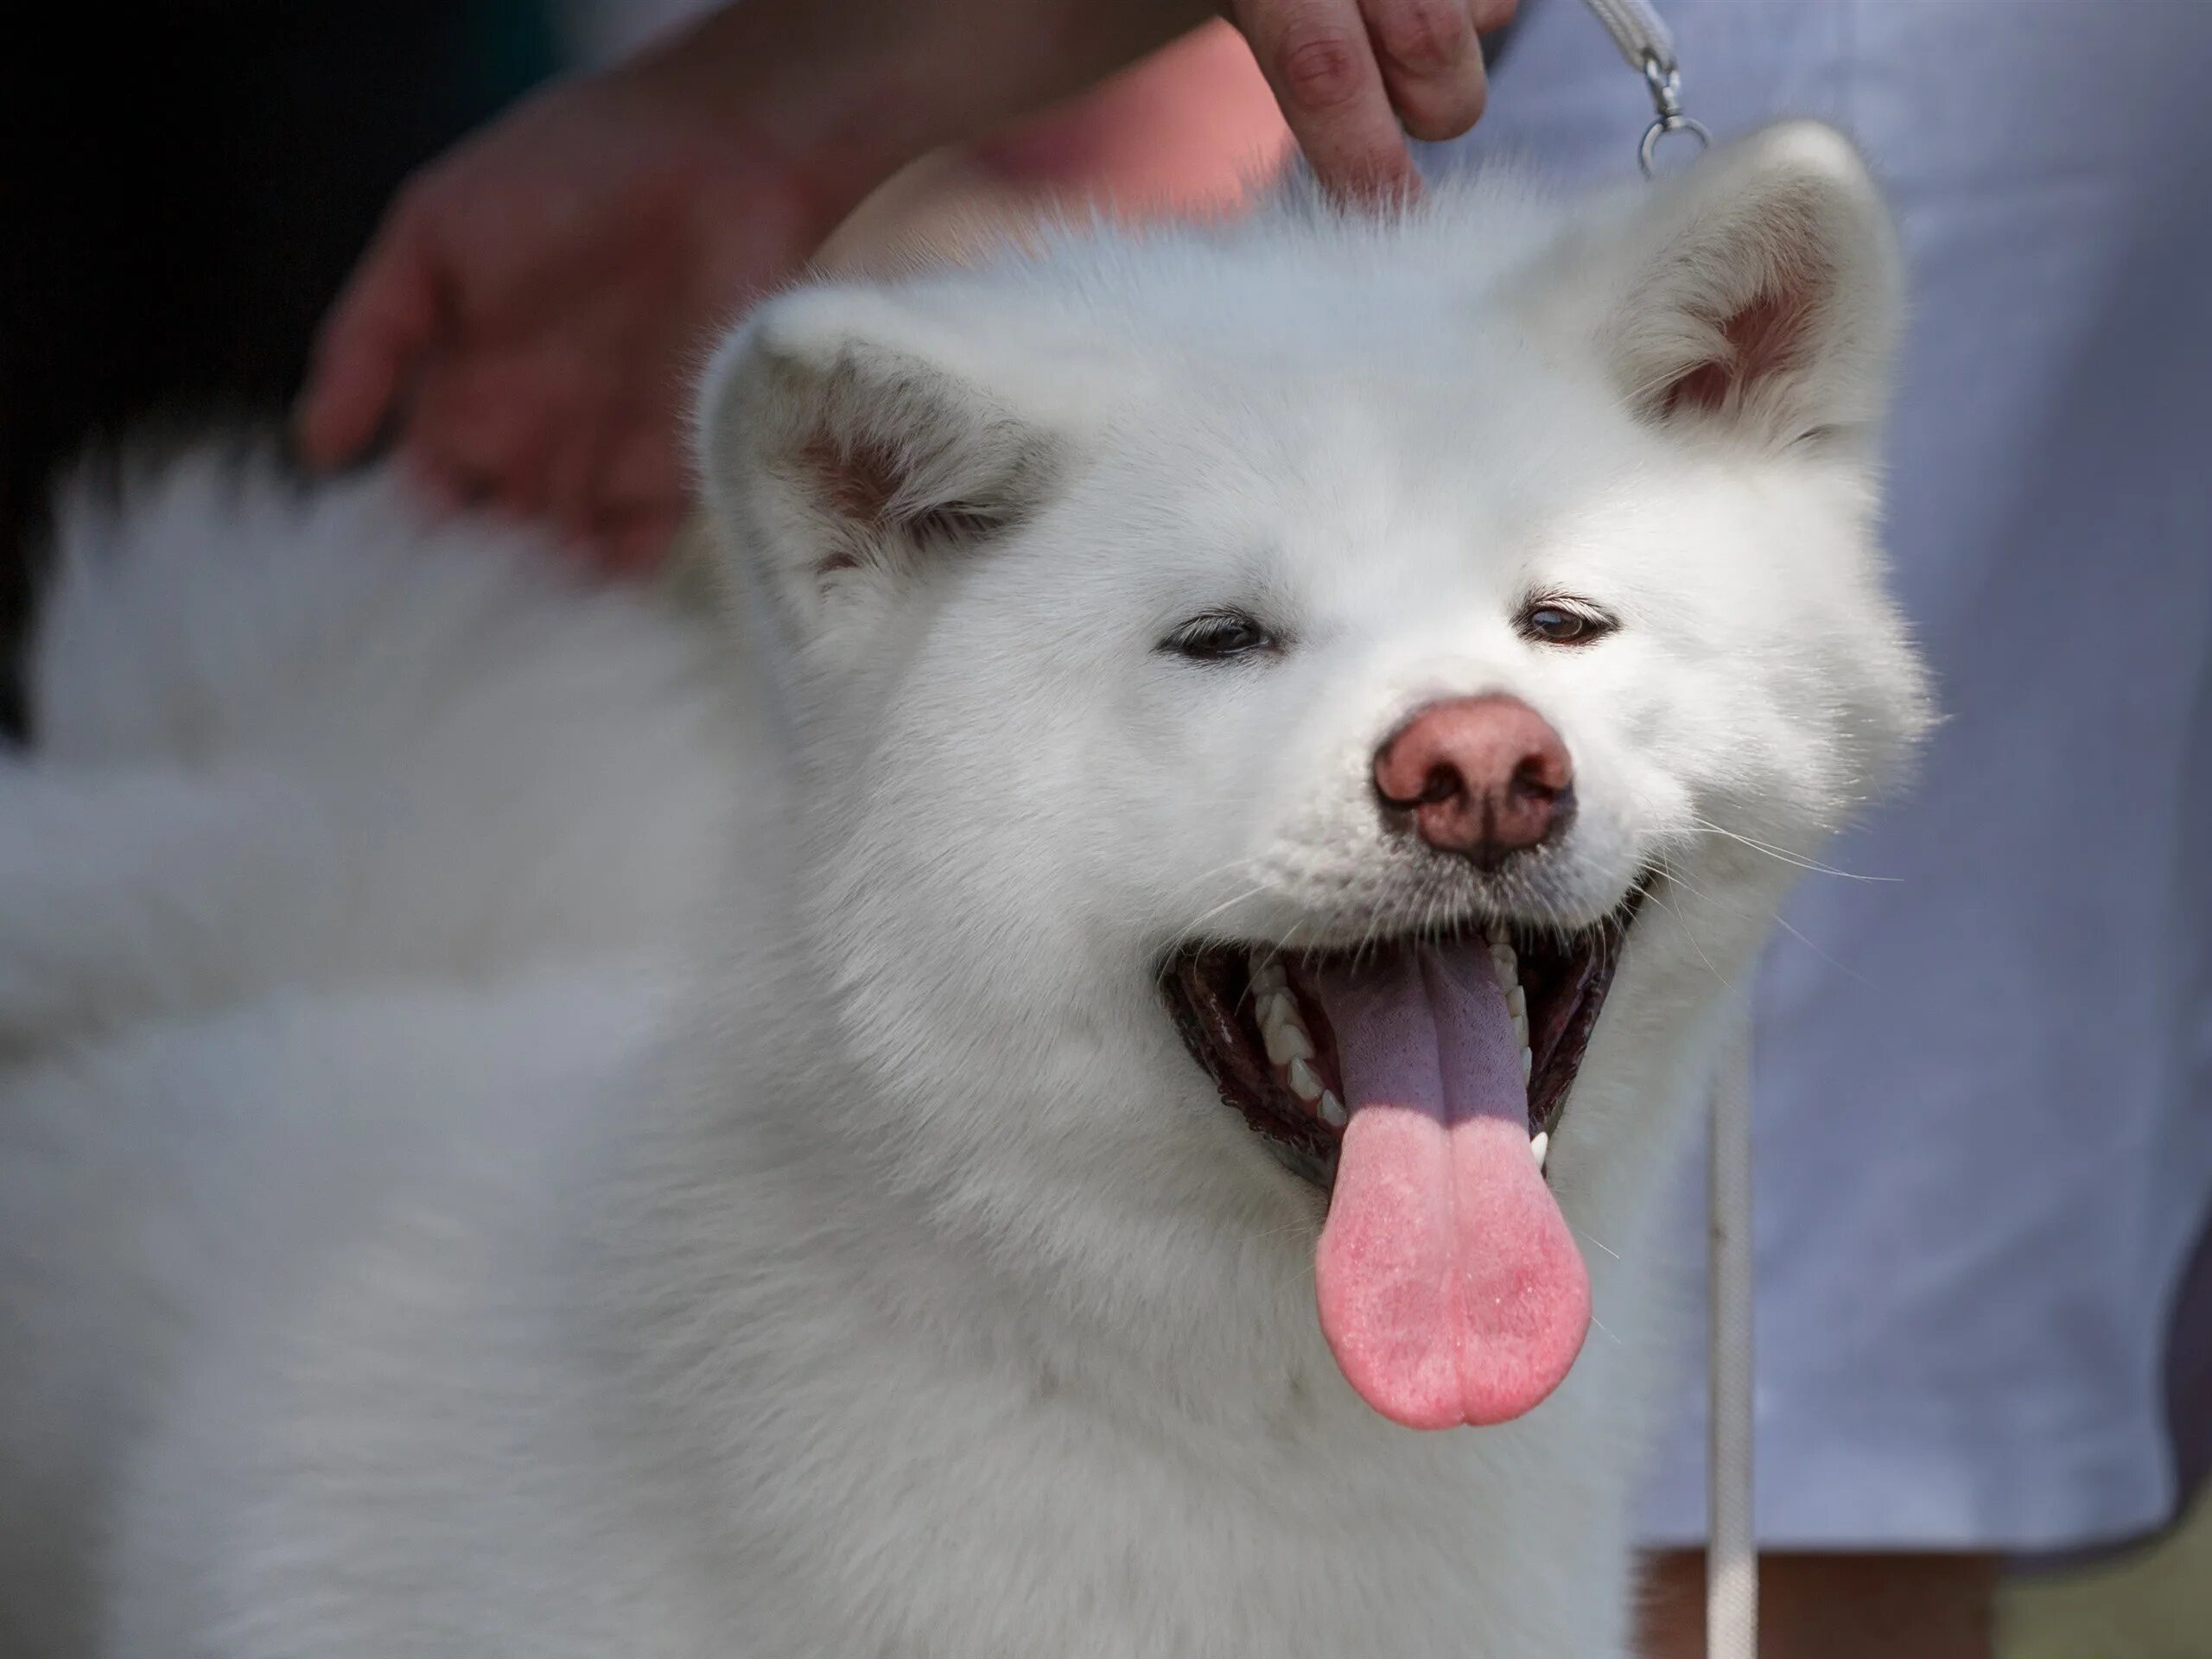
[
  {"left": 815, "top": 21, "right": 1295, "bottom": 275},
  {"left": 1640, "top": 1550, "right": 1999, "bottom": 1659},
  {"left": 543, "top": 0, "right": 1508, "bottom": 242},
  {"left": 608, "top": 0, "right": 1516, "bottom": 261},
  {"left": 624, "top": 0, "right": 1220, "bottom": 216}
]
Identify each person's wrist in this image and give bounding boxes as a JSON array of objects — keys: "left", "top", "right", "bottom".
[{"left": 612, "top": 5, "right": 935, "bottom": 248}]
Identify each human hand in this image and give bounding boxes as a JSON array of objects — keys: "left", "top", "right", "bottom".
[
  {"left": 1225, "top": 0, "right": 1519, "bottom": 202},
  {"left": 295, "top": 60, "right": 842, "bottom": 573}
]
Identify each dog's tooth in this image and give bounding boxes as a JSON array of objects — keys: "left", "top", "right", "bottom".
[
  {"left": 1287, "top": 1058, "right": 1323, "bottom": 1103},
  {"left": 1520, "top": 1046, "right": 1533, "bottom": 1083},
  {"left": 1319, "top": 1090, "right": 1348, "bottom": 1128},
  {"left": 1272, "top": 990, "right": 1309, "bottom": 1027},
  {"left": 1251, "top": 954, "right": 1287, "bottom": 994},
  {"left": 1512, "top": 1009, "right": 1529, "bottom": 1047},
  {"left": 1506, "top": 984, "right": 1527, "bottom": 1021},
  {"left": 1263, "top": 1019, "right": 1313, "bottom": 1066},
  {"left": 1529, "top": 1131, "right": 1549, "bottom": 1171}
]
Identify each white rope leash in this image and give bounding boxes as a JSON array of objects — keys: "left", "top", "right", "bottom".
[
  {"left": 1707, "top": 1001, "right": 1758, "bottom": 1659},
  {"left": 1578, "top": 0, "right": 1680, "bottom": 71},
  {"left": 1573, "top": 6, "right": 1751, "bottom": 1656}
]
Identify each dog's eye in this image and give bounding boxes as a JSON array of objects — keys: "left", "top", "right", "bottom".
[
  {"left": 1517, "top": 600, "right": 1616, "bottom": 647},
  {"left": 1160, "top": 610, "right": 1280, "bottom": 663}
]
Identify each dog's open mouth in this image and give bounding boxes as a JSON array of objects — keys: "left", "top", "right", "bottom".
[
  {"left": 1159, "top": 889, "right": 1644, "bottom": 1432},
  {"left": 1162, "top": 902, "right": 1638, "bottom": 1185}
]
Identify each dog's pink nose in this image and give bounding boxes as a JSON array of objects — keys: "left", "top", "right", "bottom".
[{"left": 1374, "top": 696, "right": 1574, "bottom": 867}]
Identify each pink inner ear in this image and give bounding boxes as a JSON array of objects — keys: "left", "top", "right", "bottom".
[
  {"left": 798, "top": 432, "right": 906, "bottom": 572},
  {"left": 791, "top": 425, "right": 1019, "bottom": 579},
  {"left": 1661, "top": 263, "right": 1828, "bottom": 418}
]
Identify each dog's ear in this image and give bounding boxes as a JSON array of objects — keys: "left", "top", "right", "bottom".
[
  {"left": 1515, "top": 121, "right": 1901, "bottom": 452},
  {"left": 696, "top": 285, "right": 1065, "bottom": 637}
]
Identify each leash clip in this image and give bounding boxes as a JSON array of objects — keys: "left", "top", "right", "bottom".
[
  {"left": 1637, "top": 50, "right": 1711, "bottom": 177},
  {"left": 1578, "top": 0, "right": 1712, "bottom": 175}
]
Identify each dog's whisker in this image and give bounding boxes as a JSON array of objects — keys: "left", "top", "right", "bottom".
[
  {"left": 1571, "top": 1225, "right": 1624, "bottom": 1262},
  {"left": 1654, "top": 855, "right": 1873, "bottom": 989},
  {"left": 1682, "top": 815, "right": 1897, "bottom": 883},
  {"left": 1638, "top": 877, "right": 1731, "bottom": 988}
]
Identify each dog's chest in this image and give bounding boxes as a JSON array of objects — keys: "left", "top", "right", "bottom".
[{"left": 713, "top": 1377, "right": 1633, "bottom": 1659}]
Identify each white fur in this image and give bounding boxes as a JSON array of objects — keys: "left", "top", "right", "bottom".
[{"left": 0, "top": 123, "right": 1929, "bottom": 1658}]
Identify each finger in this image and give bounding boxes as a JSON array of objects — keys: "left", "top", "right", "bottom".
[
  {"left": 592, "top": 417, "right": 688, "bottom": 522},
  {"left": 296, "top": 195, "right": 444, "bottom": 470},
  {"left": 592, "top": 505, "right": 684, "bottom": 578},
  {"left": 543, "top": 404, "right": 617, "bottom": 550},
  {"left": 405, "top": 359, "right": 563, "bottom": 519},
  {"left": 552, "top": 391, "right": 689, "bottom": 568},
  {"left": 397, "top": 441, "right": 470, "bottom": 518},
  {"left": 1362, "top": 0, "right": 1486, "bottom": 142},
  {"left": 1232, "top": 0, "right": 1419, "bottom": 205}
]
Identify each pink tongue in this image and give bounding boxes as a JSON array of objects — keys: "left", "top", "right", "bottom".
[{"left": 1307, "top": 944, "right": 1590, "bottom": 1429}]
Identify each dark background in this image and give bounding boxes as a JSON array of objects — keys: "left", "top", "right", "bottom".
[{"left": 0, "top": 0, "right": 557, "bottom": 733}]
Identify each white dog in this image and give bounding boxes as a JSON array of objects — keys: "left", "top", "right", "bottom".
[{"left": 0, "top": 122, "right": 1929, "bottom": 1658}]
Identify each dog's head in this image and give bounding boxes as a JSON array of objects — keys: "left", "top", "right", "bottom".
[{"left": 696, "top": 123, "right": 1930, "bottom": 1426}]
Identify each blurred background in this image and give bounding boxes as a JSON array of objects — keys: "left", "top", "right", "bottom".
[{"left": 2, "top": 0, "right": 563, "bottom": 729}]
